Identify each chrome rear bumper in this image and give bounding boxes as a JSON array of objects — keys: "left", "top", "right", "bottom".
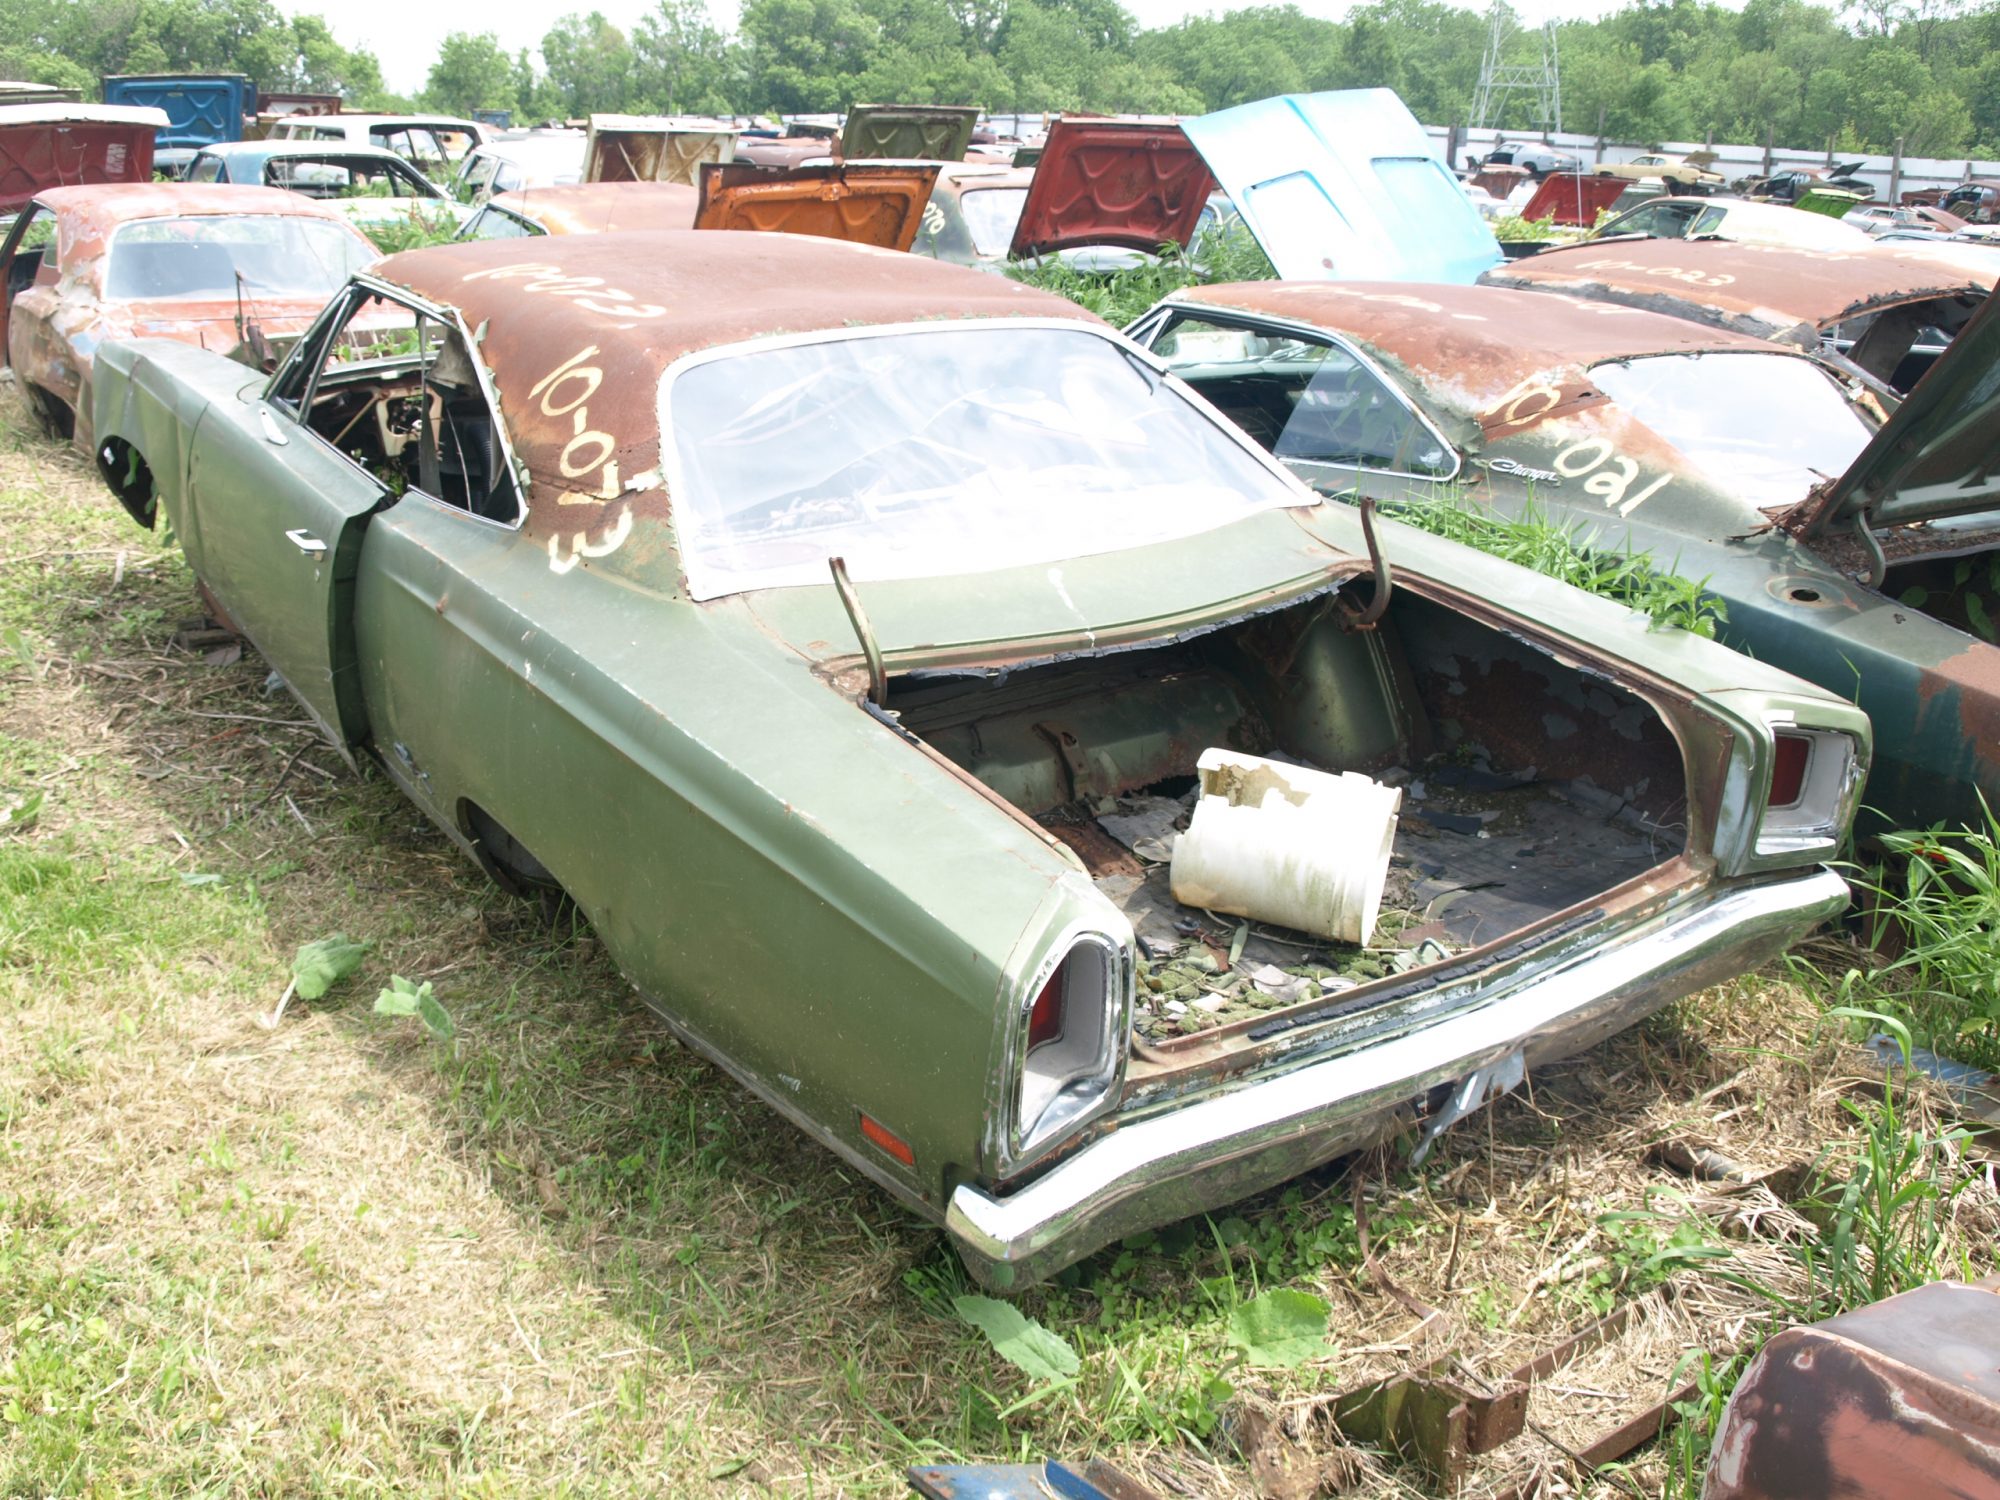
[{"left": 948, "top": 867, "right": 1848, "bottom": 1290}]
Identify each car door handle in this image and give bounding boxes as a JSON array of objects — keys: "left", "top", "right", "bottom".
[
  {"left": 258, "top": 406, "right": 290, "bottom": 446},
  {"left": 285, "top": 529, "right": 327, "bottom": 557}
]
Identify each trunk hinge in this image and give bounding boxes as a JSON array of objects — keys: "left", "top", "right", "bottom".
[
  {"left": 830, "top": 555, "right": 888, "bottom": 708},
  {"left": 1340, "top": 495, "right": 1394, "bottom": 630}
]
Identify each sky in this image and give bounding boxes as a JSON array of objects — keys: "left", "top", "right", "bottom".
[{"left": 285, "top": 0, "right": 1631, "bottom": 96}]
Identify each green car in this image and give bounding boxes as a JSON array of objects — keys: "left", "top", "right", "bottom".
[
  {"left": 1126, "top": 278, "right": 1997, "bottom": 837},
  {"left": 90, "top": 232, "right": 1860, "bottom": 1289}
]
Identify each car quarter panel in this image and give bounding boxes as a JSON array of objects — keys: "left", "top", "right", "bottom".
[{"left": 347, "top": 499, "right": 1101, "bottom": 1208}]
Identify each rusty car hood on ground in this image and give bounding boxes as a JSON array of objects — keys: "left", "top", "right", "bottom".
[
  {"left": 1480, "top": 238, "right": 1989, "bottom": 345},
  {"left": 838, "top": 104, "right": 978, "bottom": 164},
  {"left": 1779, "top": 274, "right": 2000, "bottom": 537},
  {"left": 1007, "top": 118, "right": 1216, "bottom": 259},
  {"left": 694, "top": 162, "right": 941, "bottom": 252},
  {"left": 484, "top": 181, "right": 699, "bottom": 234},
  {"left": 1180, "top": 89, "right": 1502, "bottom": 285}
]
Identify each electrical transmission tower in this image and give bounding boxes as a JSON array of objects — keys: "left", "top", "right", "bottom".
[{"left": 1470, "top": 4, "right": 1562, "bottom": 134}]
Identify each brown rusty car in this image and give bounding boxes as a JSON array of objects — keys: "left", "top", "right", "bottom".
[
  {"left": 1482, "top": 237, "right": 1992, "bottom": 393},
  {"left": 0, "top": 183, "right": 379, "bottom": 447},
  {"left": 459, "top": 181, "right": 699, "bottom": 240}
]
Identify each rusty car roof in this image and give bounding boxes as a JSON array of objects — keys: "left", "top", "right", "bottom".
[
  {"left": 34, "top": 182, "right": 362, "bottom": 236},
  {"left": 486, "top": 181, "right": 699, "bottom": 234},
  {"left": 1479, "top": 238, "right": 1989, "bottom": 341},
  {"left": 373, "top": 230, "right": 1099, "bottom": 550},
  {"left": 1177, "top": 279, "right": 1782, "bottom": 414}
]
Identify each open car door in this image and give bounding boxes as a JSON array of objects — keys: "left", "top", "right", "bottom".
[
  {"left": 1181, "top": 89, "right": 1502, "bottom": 285},
  {"left": 1007, "top": 117, "right": 1216, "bottom": 259},
  {"left": 693, "top": 161, "right": 941, "bottom": 251},
  {"left": 183, "top": 283, "right": 399, "bottom": 762}
]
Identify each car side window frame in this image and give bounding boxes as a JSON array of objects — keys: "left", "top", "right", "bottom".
[
  {"left": 265, "top": 277, "right": 529, "bottom": 529},
  {"left": 1130, "top": 305, "right": 1463, "bottom": 485}
]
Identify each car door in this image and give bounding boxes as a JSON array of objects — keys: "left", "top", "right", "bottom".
[
  {"left": 182, "top": 283, "right": 394, "bottom": 760},
  {"left": 1129, "top": 306, "right": 1460, "bottom": 489},
  {"left": 0, "top": 201, "right": 55, "bottom": 370}
]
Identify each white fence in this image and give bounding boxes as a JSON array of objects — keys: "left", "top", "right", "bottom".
[{"left": 1423, "top": 123, "right": 1998, "bottom": 201}]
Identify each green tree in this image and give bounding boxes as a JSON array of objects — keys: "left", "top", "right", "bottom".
[
  {"left": 631, "top": 0, "right": 738, "bottom": 113},
  {"left": 541, "top": 11, "right": 637, "bottom": 116},
  {"left": 739, "top": 0, "right": 878, "bottom": 112},
  {"left": 424, "top": 31, "right": 517, "bottom": 114}
]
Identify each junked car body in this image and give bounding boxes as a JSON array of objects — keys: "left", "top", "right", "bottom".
[
  {"left": 1479, "top": 238, "right": 1990, "bottom": 394},
  {"left": 452, "top": 131, "right": 588, "bottom": 205},
  {"left": 1598, "top": 151, "right": 1724, "bottom": 191},
  {"left": 184, "top": 140, "right": 468, "bottom": 236},
  {"left": 265, "top": 113, "right": 489, "bottom": 175},
  {"left": 459, "top": 181, "right": 698, "bottom": 240},
  {"left": 0, "top": 183, "right": 377, "bottom": 448},
  {"left": 1125, "top": 278, "right": 1995, "bottom": 832},
  {"left": 87, "top": 231, "right": 1859, "bottom": 1288},
  {"left": 1583, "top": 195, "right": 1875, "bottom": 253}
]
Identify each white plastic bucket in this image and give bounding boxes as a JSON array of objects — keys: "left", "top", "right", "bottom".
[{"left": 1170, "top": 749, "right": 1403, "bottom": 944}]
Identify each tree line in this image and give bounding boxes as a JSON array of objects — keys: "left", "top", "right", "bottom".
[{"left": 5, "top": 0, "right": 1997, "bottom": 160}]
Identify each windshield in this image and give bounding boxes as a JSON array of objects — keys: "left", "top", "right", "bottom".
[
  {"left": 959, "top": 186, "right": 1027, "bottom": 257},
  {"left": 104, "top": 216, "right": 374, "bottom": 301},
  {"left": 265, "top": 155, "right": 435, "bottom": 200},
  {"left": 1591, "top": 352, "right": 1872, "bottom": 509},
  {"left": 667, "top": 324, "right": 1311, "bottom": 599}
]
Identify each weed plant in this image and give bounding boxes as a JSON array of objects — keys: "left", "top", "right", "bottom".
[
  {"left": 1006, "top": 219, "right": 1276, "bottom": 325},
  {"left": 1380, "top": 494, "right": 1729, "bottom": 638}
]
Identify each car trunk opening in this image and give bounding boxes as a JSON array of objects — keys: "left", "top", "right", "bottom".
[{"left": 892, "top": 580, "right": 1696, "bottom": 1061}]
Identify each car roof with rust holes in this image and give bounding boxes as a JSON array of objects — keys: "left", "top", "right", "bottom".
[
  {"left": 1175, "top": 279, "right": 1790, "bottom": 416},
  {"left": 485, "top": 181, "right": 699, "bottom": 235},
  {"left": 370, "top": 230, "right": 1100, "bottom": 540},
  {"left": 1479, "top": 237, "right": 1989, "bottom": 338},
  {"left": 32, "top": 182, "right": 364, "bottom": 235}
]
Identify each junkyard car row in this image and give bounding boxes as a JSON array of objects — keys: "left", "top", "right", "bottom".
[{"left": 3, "top": 88, "right": 1994, "bottom": 1294}]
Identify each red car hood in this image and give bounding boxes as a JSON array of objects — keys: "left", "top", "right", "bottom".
[{"left": 1009, "top": 117, "right": 1216, "bottom": 259}]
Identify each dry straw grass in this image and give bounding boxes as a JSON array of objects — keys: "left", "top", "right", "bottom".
[{"left": 1, "top": 395, "right": 1992, "bottom": 1498}]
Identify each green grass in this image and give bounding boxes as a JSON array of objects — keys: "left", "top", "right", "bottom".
[{"left": 1006, "top": 219, "right": 1276, "bottom": 325}]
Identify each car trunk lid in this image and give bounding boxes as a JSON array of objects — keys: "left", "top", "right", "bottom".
[
  {"left": 1007, "top": 118, "right": 1217, "bottom": 259},
  {"left": 1181, "top": 89, "right": 1503, "bottom": 285},
  {"left": 1779, "top": 278, "right": 2000, "bottom": 537},
  {"left": 838, "top": 104, "right": 978, "bottom": 163},
  {"left": 1520, "top": 171, "right": 1627, "bottom": 228},
  {"left": 694, "top": 161, "right": 942, "bottom": 251}
]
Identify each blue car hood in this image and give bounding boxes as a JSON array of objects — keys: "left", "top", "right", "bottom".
[{"left": 1183, "top": 90, "right": 1502, "bottom": 285}]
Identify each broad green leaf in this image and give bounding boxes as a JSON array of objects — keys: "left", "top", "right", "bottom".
[
  {"left": 951, "top": 1294, "right": 1080, "bottom": 1381},
  {"left": 1226, "top": 1287, "right": 1330, "bottom": 1368},
  {"left": 375, "top": 976, "right": 453, "bottom": 1041},
  {"left": 0, "top": 791, "right": 42, "bottom": 834},
  {"left": 1966, "top": 592, "right": 1994, "bottom": 643},
  {"left": 292, "top": 935, "right": 369, "bottom": 1000},
  {"left": 415, "top": 990, "right": 455, "bottom": 1041}
]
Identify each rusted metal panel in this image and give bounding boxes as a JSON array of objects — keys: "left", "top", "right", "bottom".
[
  {"left": 487, "top": 181, "right": 698, "bottom": 235},
  {"left": 0, "top": 107, "right": 166, "bottom": 218},
  {"left": 1479, "top": 237, "right": 1988, "bottom": 343},
  {"left": 1008, "top": 117, "right": 1215, "bottom": 259},
  {"left": 257, "top": 92, "right": 343, "bottom": 117},
  {"left": 1471, "top": 164, "right": 1529, "bottom": 198},
  {"left": 582, "top": 114, "right": 737, "bottom": 186},
  {"left": 839, "top": 104, "right": 979, "bottom": 163},
  {"left": 1519, "top": 171, "right": 1627, "bottom": 228},
  {"left": 1705, "top": 1278, "right": 2000, "bottom": 1500},
  {"left": 693, "top": 161, "right": 941, "bottom": 251},
  {"left": 732, "top": 135, "right": 831, "bottom": 169}
]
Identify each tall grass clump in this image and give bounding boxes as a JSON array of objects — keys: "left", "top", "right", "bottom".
[
  {"left": 1380, "top": 494, "right": 1728, "bottom": 638},
  {"left": 1006, "top": 218, "right": 1275, "bottom": 325}
]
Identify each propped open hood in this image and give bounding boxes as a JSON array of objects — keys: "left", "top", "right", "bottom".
[
  {"left": 839, "top": 104, "right": 978, "bottom": 163},
  {"left": 1181, "top": 89, "right": 1502, "bottom": 285},
  {"left": 1520, "top": 172, "right": 1627, "bottom": 228},
  {"left": 1008, "top": 118, "right": 1216, "bottom": 259},
  {"left": 694, "top": 161, "right": 941, "bottom": 251},
  {"left": 1780, "top": 276, "right": 2000, "bottom": 537},
  {"left": 584, "top": 114, "right": 738, "bottom": 186}
]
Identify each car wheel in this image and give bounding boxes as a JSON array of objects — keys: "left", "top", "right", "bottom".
[
  {"left": 462, "top": 801, "right": 579, "bottom": 926},
  {"left": 20, "top": 383, "right": 73, "bottom": 441}
]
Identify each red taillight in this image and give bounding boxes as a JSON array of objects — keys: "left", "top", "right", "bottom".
[
  {"left": 1771, "top": 733, "right": 1811, "bottom": 807},
  {"left": 1028, "top": 968, "right": 1065, "bottom": 1051}
]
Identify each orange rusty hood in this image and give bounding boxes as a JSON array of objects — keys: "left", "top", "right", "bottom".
[{"left": 693, "top": 162, "right": 942, "bottom": 252}]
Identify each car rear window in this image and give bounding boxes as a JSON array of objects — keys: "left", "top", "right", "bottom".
[
  {"left": 1590, "top": 352, "right": 1873, "bottom": 509},
  {"left": 667, "top": 324, "right": 1312, "bottom": 599},
  {"left": 959, "top": 187, "right": 1027, "bottom": 257},
  {"left": 104, "top": 216, "right": 375, "bottom": 301}
]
